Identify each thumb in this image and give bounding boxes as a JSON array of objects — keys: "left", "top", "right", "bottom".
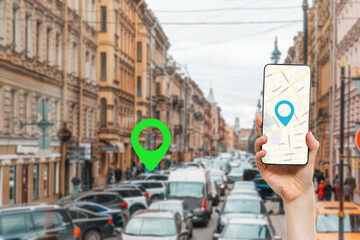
[{"left": 306, "top": 131, "right": 319, "bottom": 165}]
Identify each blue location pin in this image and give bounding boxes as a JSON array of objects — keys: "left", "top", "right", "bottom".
[{"left": 274, "top": 100, "right": 294, "bottom": 126}]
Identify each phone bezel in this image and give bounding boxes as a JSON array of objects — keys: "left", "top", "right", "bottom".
[{"left": 261, "top": 63, "right": 311, "bottom": 166}]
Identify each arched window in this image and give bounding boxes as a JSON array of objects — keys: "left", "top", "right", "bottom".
[
  {"left": 100, "top": 98, "right": 107, "bottom": 128},
  {"left": 113, "top": 100, "right": 117, "bottom": 128},
  {"left": 137, "top": 111, "right": 141, "bottom": 123}
]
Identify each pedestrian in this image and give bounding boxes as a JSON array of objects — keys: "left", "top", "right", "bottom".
[
  {"left": 107, "top": 168, "right": 114, "bottom": 185},
  {"left": 318, "top": 172, "right": 325, "bottom": 185},
  {"left": 72, "top": 176, "right": 81, "bottom": 194},
  {"left": 115, "top": 168, "right": 122, "bottom": 183},
  {"left": 333, "top": 179, "right": 340, "bottom": 201},
  {"left": 323, "top": 178, "right": 332, "bottom": 201},
  {"left": 125, "top": 167, "right": 132, "bottom": 180},
  {"left": 346, "top": 173, "right": 356, "bottom": 201},
  {"left": 333, "top": 174, "right": 339, "bottom": 185},
  {"left": 344, "top": 180, "right": 353, "bottom": 202},
  {"left": 317, "top": 180, "right": 324, "bottom": 201}
]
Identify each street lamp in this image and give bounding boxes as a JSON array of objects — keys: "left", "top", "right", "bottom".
[
  {"left": 302, "top": 0, "right": 309, "bottom": 64},
  {"left": 270, "top": 36, "right": 281, "bottom": 64}
]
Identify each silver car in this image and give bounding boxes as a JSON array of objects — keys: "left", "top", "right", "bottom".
[
  {"left": 213, "top": 217, "right": 281, "bottom": 240},
  {"left": 122, "top": 210, "right": 190, "bottom": 240}
]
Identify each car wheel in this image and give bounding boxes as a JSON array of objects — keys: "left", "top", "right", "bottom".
[
  {"left": 84, "top": 229, "right": 102, "bottom": 240},
  {"left": 202, "top": 215, "right": 209, "bottom": 227},
  {"left": 130, "top": 206, "right": 144, "bottom": 215}
]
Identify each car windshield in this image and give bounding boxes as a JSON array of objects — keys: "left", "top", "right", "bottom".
[
  {"left": 149, "top": 203, "right": 184, "bottom": 219},
  {"left": 231, "top": 191, "right": 258, "bottom": 197},
  {"left": 316, "top": 214, "right": 360, "bottom": 233},
  {"left": 222, "top": 224, "right": 271, "bottom": 240},
  {"left": 124, "top": 217, "right": 176, "bottom": 236},
  {"left": 230, "top": 168, "right": 244, "bottom": 174},
  {"left": 134, "top": 175, "right": 147, "bottom": 180},
  {"left": 224, "top": 199, "right": 264, "bottom": 214},
  {"left": 211, "top": 175, "right": 223, "bottom": 183},
  {"left": 233, "top": 183, "right": 256, "bottom": 191},
  {"left": 166, "top": 182, "right": 204, "bottom": 198}
]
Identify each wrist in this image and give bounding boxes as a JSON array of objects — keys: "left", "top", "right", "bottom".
[{"left": 284, "top": 185, "right": 315, "bottom": 206}]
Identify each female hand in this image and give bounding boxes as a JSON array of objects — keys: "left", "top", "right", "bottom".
[{"left": 254, "top": 113, "right": 319, "bottom": 204}]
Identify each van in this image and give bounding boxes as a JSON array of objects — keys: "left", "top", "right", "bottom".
[{"left": 165, "top": 168, "right": 213, "bottom": 226}]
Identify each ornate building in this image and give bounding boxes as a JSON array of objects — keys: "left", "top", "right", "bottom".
[{"left": 0, "top": 0, "right": 98, "bottom": 204}]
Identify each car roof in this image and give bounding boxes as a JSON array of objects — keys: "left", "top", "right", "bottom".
[
  {"left": 150, "top": 200, "right": 184, "bottom": 205},
  {"left": 316, "top": 201, "right": 360, "bottom": 214},
  {"left": 226, "top": 195, "right": 261, "bottom": 200},
  {"left": 227, "top": 217, "right": 268, "bottom": 225},
  {"left": 133, "top": 209, "right": 177, "bottom": 219},
  {"left": 231, "top": 189, "right": 258, "bottom": 193},
  {"left": 0, "top": 203, "right": 62, "bottom": 213}
]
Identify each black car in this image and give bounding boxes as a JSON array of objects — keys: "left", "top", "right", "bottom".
[
  {"left": 0, "top": 204, "right": 80, "bottom": 240},
  {"left": 67, "top": 206, "right": 114, "bottom": 240},
  {"left": 56, "top": 191, "right": 130, "bottom": 223}
]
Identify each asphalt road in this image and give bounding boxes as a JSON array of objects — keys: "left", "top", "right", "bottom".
[{"left": 107, "top": 187, "right": 286, "bottom": 240}]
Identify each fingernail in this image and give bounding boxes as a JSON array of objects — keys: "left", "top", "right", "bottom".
[{"left": 309, "top": 131, "right": 314, "bottom": 138}]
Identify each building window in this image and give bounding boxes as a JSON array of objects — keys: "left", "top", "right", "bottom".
[
  {"left": 25, "top": 14, "right": 32, "bottom": 57},
  {"left": 90, "top": 110, "right": 95, "bottom": 138},
  {"left": 91, "top": 55, "right": 96, "bottom": 84},
  {"left": 137, "top": 42, "right": 142, "bottom": 62},
  {"left": 33, "top": 164, "right": 39, "bottom": 200},
  {"left": 100, "top": 52, "right": 107, "bottom": 80},
  {"left": 84, "top": 108, "right": 88, "bottom": 137},
  {"left": 0, "top": 0, "right": 5, "bottom": 46},
  {"left": 9, "top": 166, "right": 16, "bottom": 204},
  {"left": 137, "top": 111, "right": 141, "bottom": 123},
  {"left": 213, "top": 129, "right": 215, "bottom": 135},
  {"left": 115, "top": 10, "right": 118, "bottom": 34},
  {"left": 46, "top": 27, "right": 52, "bottom": 64},
  {"left": 12, "top": 3, "right": 20, "bottom": 50},
  {"left": 213, "top": 117, "right": 216, "bottom": 123},
  {"left": 100, "top": 98, "right": 107, "bottom": 128},
  {"left": 156, "top": 82, "right": 161, "bottom": 96},
  {"left": 73, "top": 42, "right": 78, "bottom": 75},
  {"left": 43, "top": 164, "right": 49, "bottom": 197},
  {"left": 155, "top": 111, "right": 160, "bottom": 120},
  {"left": 113, "top": 101, "right": 117, "bottom": 128},
  {"left": 55, "top": 33, "right": 61, "bottom": 68},
  {"left": 23, "top": 93, "right": 28, "bottom": 134},
  {"left": 54, "top": 162, "right": 59, "bottom": 194},
  {"left": 114, "top": 55, "right": 117, "bottom": 81},
  {"left": 100, "top": 6, "right": 107, "bottom": 32},
  {"left": 36, "top": 20, "right": 42, "bottom": 60},
  {"left": 85, "top": 52, "right": 90, "bottom": 81},
  {"left": 137, "top": 77, "right": 142, "bottom": 96},
  {"left": 71, "top": 104, "right": 76, "bottom": 136}
]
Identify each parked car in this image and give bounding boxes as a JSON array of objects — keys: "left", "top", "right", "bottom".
[
  {"left": 227, "top": 167, "right": 245, "bottom": 183},
  {"left": 229, "top": 190, "right": 259, "bottom": 197},
  {"left": 149, "top": 200, "right": 193, "bottom": 238},
  {"left": 0, "top": 204, "right": 80, "bottom": 240},
  {"left": 66, "top": 206, "right": 114, "bottom": 240},
  {"left": 316, "top": 201, "right": 360, "bottom": 240},
  {"left": 213, "top": 217, "right": 281, "bottom": 240},
  {"left": 64, "top": 201, "right": 125, "bottom": 228},
  {"left": 121, "top": 210, "right": 190, "bottom": 240},
  {"left": 133, "top": 174, "right": 169, "bottom": 181},
  {"left": 211, "top": 181, "right": 221, "bottom": 206},
  {"left": 215, "top": 195, "right": 268, "bottom": 233},
  {"left": 232, "top": 181, "right": 256, "bottom": 191},
  {"left": 180, "top": 162, "right": 206, "bottom": 169},
  {"left": 252, "top": 177, "right": 274, "bottom": 199},
  {"left": 242, "top": 168, "right": 260, "bottom": 181},
  {"left": 104, "top": 188, "right": 148, "bottom": 215},
  {"left": 210, "top": 170, "right": 227, "bottom": 196},
  {"left": 56, "top": 191, "right": 130, "bottom": 223},
  {"left": 166, "top": 168, "right": 213, "bottom": 227},
  {"left": 133, "top": 181, "right": 166, "bottom": 203},
  {"left": 105, "top": 184, "right": 150, "bottom": 205}
]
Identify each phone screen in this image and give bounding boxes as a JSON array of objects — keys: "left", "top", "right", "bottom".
[{"left": 262, "top": 64, "right": 311, "bottom": 165}]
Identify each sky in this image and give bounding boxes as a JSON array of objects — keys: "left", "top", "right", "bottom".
[{"left": 146, "top": 0, "right": 311, "bottom": 128}]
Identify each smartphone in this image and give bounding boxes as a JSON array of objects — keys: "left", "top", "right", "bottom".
[{"left": 262, "top": 64, "right": 311, "bottom": 165}]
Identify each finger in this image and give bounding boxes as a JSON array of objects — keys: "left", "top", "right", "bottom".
[
  {"left": 255, "top": 149, "right": 266, "bottom": 172},
  {"left": 255, "top": 135, "right": 268, "bottom": 153},
  {"left": 256, "top": 114, "right": 263, "bottom": 134},
  {"left": 306, "top": 131, "right": 319, "bottom": 165}
]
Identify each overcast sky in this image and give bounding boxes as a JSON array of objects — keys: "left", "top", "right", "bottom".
[{"left": 147, "top": 0, "right": 310, "bottom": 129}]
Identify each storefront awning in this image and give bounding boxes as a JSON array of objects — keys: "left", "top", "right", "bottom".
[{"left": 111, "top": 141, "right": 125, "bottom": 153}]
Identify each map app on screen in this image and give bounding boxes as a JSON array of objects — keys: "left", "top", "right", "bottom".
[{"left": 262, "top": 64, "right": 311, "bottom": 165}]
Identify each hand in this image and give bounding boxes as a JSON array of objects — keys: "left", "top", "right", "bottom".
[{"left": 254, "top": 113, "right": 319, "bottom": 203}]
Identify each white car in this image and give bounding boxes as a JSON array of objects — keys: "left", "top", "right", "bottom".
[
  {"left": 133, "top": 181, "right": 166, "bottom": 203},
  {"left": 232, "top": 181, "right": 256, "bottom": 191},
  {"left": 104, "top": 188, "right": 148, "bottom": 215},
  {"left": 230, "top": 189, "right": 259, "bottom": 197}
]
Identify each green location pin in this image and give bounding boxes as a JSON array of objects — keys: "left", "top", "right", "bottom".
[{"left": 131, "top": 119, "right": 171, "bottom": 171}]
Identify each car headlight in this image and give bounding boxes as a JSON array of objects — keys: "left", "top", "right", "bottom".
[
  {"left": 212, "top": 193, "right": 217, "bottom": 198},
  {"left": 220, "top": 184, "right": 225, "bottom": 189}
]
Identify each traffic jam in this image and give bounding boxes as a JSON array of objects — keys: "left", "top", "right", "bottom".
[{"left": 3, "top": 150, "right": 360, "bottom": 240}]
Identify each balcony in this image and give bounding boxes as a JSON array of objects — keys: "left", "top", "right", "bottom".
[
  {"left": 177, "top": 100, "right": 184, "bottom": 109},
  {"left": 154, "top": 94, "right": 168, "bottom": 103},
  {"left": 172, "top": 95, "right": 179, "bottom": 107},
  {"left": 194, "top": 111, "right": 202, "bottom": 119}
]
